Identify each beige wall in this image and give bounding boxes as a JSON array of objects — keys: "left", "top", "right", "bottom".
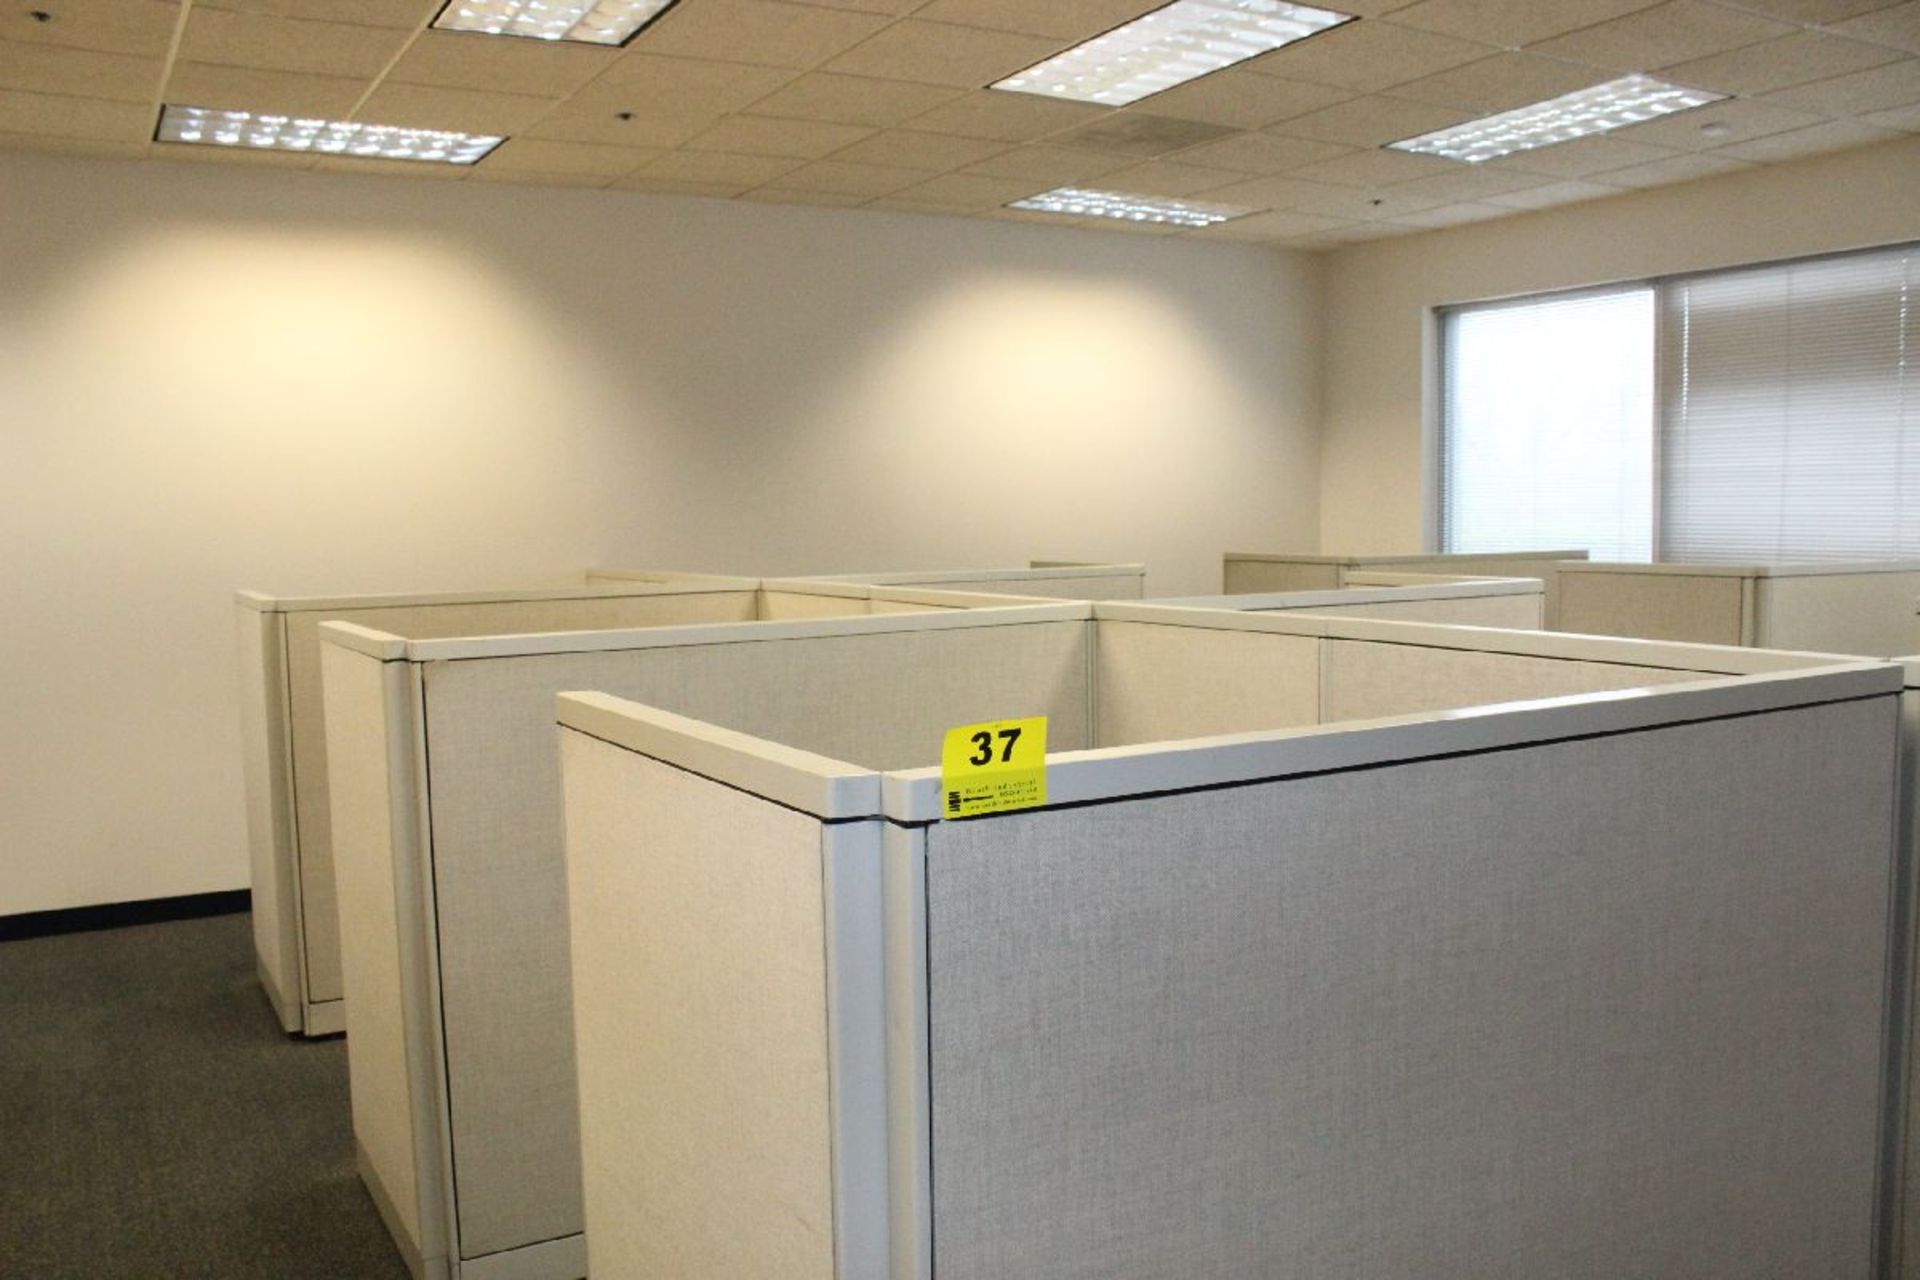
[
  {"left": 1318, "top": 134, "right": 1920, "bottom": 552},
  {"left": 0, "top": 150, "right": 1323, "bottom": 915}
]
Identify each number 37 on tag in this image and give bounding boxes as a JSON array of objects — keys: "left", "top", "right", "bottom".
[{"left": 940, "top": 716, "right": 1047, "bottom": 819}]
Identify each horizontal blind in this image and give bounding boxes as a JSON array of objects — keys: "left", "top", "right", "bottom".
[
  {"left": 1441, "top": 286, "right": 1654, "bottom": 561},
  {"left": 1661, "top": 243, "right": 1918, "bottom": 562}
]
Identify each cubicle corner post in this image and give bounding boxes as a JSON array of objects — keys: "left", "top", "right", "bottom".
[
  {"left": 236, "top": 595, "right": 303, "bottom": 1036},
  {"left": 319, "top": 628, "right": 457, "bottom": 1280},
  {"left": 883, "top": 820, "right": 933, "bottom": 1280}
]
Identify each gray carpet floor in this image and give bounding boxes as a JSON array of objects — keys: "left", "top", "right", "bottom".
[{"left": 0, "top": 911, "right": 411, "bottom": 1279}]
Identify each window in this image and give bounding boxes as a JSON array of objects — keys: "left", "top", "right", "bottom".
[
  {"left": 1439, "top": 240, "right": 1920, "bottom": 563},
  {"left": 1440, "top": 286, "right": 1655, "bottom": 562}
]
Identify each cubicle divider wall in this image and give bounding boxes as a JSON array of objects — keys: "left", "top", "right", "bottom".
[
  {"left": 1156, "top": 573, "right": 1544, "bottom": 629},
  {"left": 235, "top": 571, "right": 758, "bottom": 1038},
  {"left": 1559, "top": 560, "right": 1920, "bottom": 656},
  {"left": 558, "top": 605, "right": 1905, "bottom": 1280},
  {"left": 595, "top": 561, "right": 1149, "bottom": 600},
  {"left": 318, "top": 597, "right": 1093, "bottom": 1280},
  {"left": 1222, "top": 549, "right": 1590, "bottom": 624}
]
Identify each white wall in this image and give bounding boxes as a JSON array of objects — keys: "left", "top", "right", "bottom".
[
  {"left": 1319, "top": 134, "right": 1920, "bottom": 552},
  {"left": 0, "top": 150, "right": 1322, "bottom": 915}
]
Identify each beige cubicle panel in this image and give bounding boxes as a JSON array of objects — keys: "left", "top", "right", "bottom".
[
  {"left": 1559, "top": 560, "right": 1920, "bottom": 656},
  {"left": 1158, "top": 573, "right": 1544, "bottom": 629},
  {"left": 560, "top": 605, "right": 1904, "bottom": 1280},
  {"left": 234, "top": 571, "right": 758, "bottom": 1038},
  {"left": 317, "top": 593, "right": 1088, "bottom": 1280},
  {"left": 1222, "top": 549, "right": 1589, "bottom": 623},
  {"left": 599, "top": 560, "right": 1148, "bottom": 600}
]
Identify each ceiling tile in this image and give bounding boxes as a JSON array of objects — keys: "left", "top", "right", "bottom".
[
  {"left": 1272, "top": 94, "right": 1475, "bottom": 147},
  {"left": 589, "top": 54, "right": 799, "bottom": 118},
  {"left": 744, "top": 72, "right": 961, "bottom": 127},
  {"left": 909, "top": 0, "right": 1163, "bottom": 40},
  {"left": 1389, "top": 164, "right": 1549, "bottom": 201},
  {"left": 1389, "top": 52, "right": 1610, "bottom": 112},
  {"left": 1385, "top": 0, "right": 1666, "bottom": 48},
  {"left": 1199, "top": 173, "right": 1353, "bottom": 210},
  {"left": 684, "top": 113, "right": 873, "bottom": 157},
  {"left": 1594, "top": 149, "right": 1758, "bottom": 185},
  {"left": 1288, "top": 180, "right": 1458, "bottom": 219},
  {"left": 633, "top": 0, "right": 892, "bottom": 70},
  {"left": 1484, "top": 133, "right": 1682, "bottom": 174},
  {"left": 1658, "top": 31, "right": 1903, "bottom": 93},
  {"left": 1245, "top": 20, "right": 1496, "bottom": 92},
  {"left": 1713, "top": 0, "right": 1907, "bottom": 22},
  {"left": 0, "top": 130, "right": 149, "bottom": 159},
  {"left": 0, "top": 39, "right": 159, "bottom": 102},
  {"left": 194, "top": 0, "right": 437, "bottom": 29},
  {"left": 1194, "top": 209, "right": 1351, "bottom": 239},
  {"left": 1044, "top": 110, "right": 1240, "bottom": 155},
  {"left": 1711, "top": 115, "right": 1904, "bottom": 157},
  {"left": 1831, "top": 3, "right": 1920, "bottom": 54},
  {"left": 1483, "top": 177, "right": 1629, "bottom": 207},
  {"left": 1284, "top": 146, "right": 1463, "bottom": 185},
  {"left": 770, "top": 157, "right": 928, "bottom": 194},
  {"left": 0, "top": 88, "right": 153, "bottom": 142},
  {"left": 960, "top": 143, "right": 1127, "bottom": 182},
  {"left": 386, "top": 30, "right": 618, "bottom": 97},
  {"left": 470, "top": 167, "right": 614, "bottom": 187},
  {"left": 314, "top": 154, "right": 470, "bottom": 179},
  {"left": 889, "top": 170, "right": 1045, "bottom": 209},
  {"left": 1863, "top": 97, "right": 1920, "bottom": 125},
  {"left": 354, "top": 82, "right": 555, "bottom": 135},
  {"left": 797, "top": 0, "right": 927, "bottom": 13},
  {"left": 612, "top": 175, "right": 756, "bottom": 197},
  {"left": 1092, "top": 157, "right": 1250, "bottom": 195},
  {"left": 1530, "top": 1, "right": 1796, "bottom": 71},
  {"left": 0, "top": 1, "right": 181, "bottom": 57},
  {"left": 631, "top": 148, "right": 803, "bottom": 185},
  {"left": 1758, "top": 56, "right": 1920, "bottom": 112},
  {"left": 823, "top": 21, "right": 1065, "bottom": 87},
  {"left": 903, "top": 89, "right": 1106, "bottom": 140},
  {"left": 164, "top": 61, "right": 366, "bottom": 117},
  {"left": 523, "top": 99, "right": 713, "bottom": 148},
  {"left": 1609, "top": 95, "right": 1823, "bottom": 146},
  {"left": 479, "top": 137, "right": 656, "bottom": 177},
  {"left": 1173, "top": 130, "right": 1354, "bottom": 171},
  {"left": 178, "top": 7, "right": 411, "bottom": 79},
  {"left": 829, "top": 127, "right": 1008, "bottom": 169},
  {"left": 741, "top": 187, "right": 872, "bottom": 207},
  {"left": 1398, "top": 200, "right": 1512, "bottom": 226},
  {"left": 1140, "top": 70, "right": 1355, "bottom": 130}
]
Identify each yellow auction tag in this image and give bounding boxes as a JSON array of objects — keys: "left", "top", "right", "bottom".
[{"left": 940, "top": 717, "right": 1047, "bottom": 819}]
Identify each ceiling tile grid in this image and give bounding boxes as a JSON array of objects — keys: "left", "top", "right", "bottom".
[{"left": 0, "top": 0, "right": 1909, "bottom": 249}]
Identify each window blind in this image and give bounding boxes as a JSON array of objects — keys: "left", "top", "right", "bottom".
[
  {"left": 1661, "top": 244, "right": 1919, "bottom": 562},
  {"left": 1440, "top": 286, "right": 1655, "bottom": 562}
]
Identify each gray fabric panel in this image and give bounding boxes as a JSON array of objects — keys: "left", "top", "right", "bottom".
[
  {"left": 1094, "top": 621, "right": 1318, "bottom": 748},
  {"left": 1222, "top": 560, "right": 1342, "bottom": 594},
  {"left": 285, "top": 591, "right": 757, "bottom": 1005},
  {"left": 923, "top": 698, "right": 1896, "bottom": 1280},
  {"left": 1556, "top": 572, "right": 1745, "bottom": 645},
  {"left": 421, "top": 620, "right": 1088, "bottom": 1258},
  {"left": 563, "top": 733, "right": 835, "bottom": 1280},
  {"left": 1760, "top": 572, "right": 1920, "bottom": 658},
  {"left": 1322, "top": 639, "right": 1708, "bottom": 724}
]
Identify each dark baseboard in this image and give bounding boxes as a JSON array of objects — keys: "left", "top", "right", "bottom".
[{"left": 0, "top": 889, "right": 251, "bottom": 943}]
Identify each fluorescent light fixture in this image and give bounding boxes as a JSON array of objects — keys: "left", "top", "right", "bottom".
[
  {"left": 431, "top": 0, "right": 679, "bottom": 44},
  {"left": 992, "top": 0, "right": 1352, "bottom": 107},
  {"left": 1009, "top": 187, "right": 1254, "bottom": 228},
  {"left": 157, "top": 105, "right": 504, "bottom": 165},
  {"left": 1388, "top": 74, "right": 1726, "bottom": 164}
]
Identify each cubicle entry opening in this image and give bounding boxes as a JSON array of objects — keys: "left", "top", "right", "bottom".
[
  {"left": 555, "top": 605, "right": 1907, "bottom": 1280},
  {"left": 1557, "top": 560, "right": 1920, "bottom": 657}
]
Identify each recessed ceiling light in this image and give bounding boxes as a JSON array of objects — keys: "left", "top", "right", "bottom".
[
  {"left": 1008, "top": 187, "right": 1254, "bottom": 228},
  {"left": 1387, "top": 74, "right": 1726, "bottom": 164},
  {"left": 992, "top": 0, "right": 1353, "bottom": 108},
  {"left": 431, "top": 0, "right": 679, "bottom": 45},
  {"left": 156, "top": 105, "right": 504, "bottom": 165}
]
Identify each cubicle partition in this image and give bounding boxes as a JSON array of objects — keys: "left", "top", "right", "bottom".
[
  {"left": 559, "top": 606, "right": 1903, "bottom": 1280},
  {"left": 1223, "top": 549, "right": 1589, "bottom": 624},
  {"left": 597, "top": 560, "right": 1149, "bottom": 600},
  {"left": 234, "top": 571, "right": 757, "bottom": 1037},
  {"left": 1559, "top": 560, "right": 1920, "bottom": 656},
  {"left": 1158, "top": 572, "right": 1544, "bottom": 629},
  {"left": 318, "top": 597, "right": 1089, "bottom": 1280}
]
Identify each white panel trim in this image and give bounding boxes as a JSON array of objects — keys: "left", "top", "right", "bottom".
[{"left": 822, "top": 820, "right": 892, "bottom": 1280}]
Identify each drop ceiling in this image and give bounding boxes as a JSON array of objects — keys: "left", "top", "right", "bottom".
[{"left": 1, "top": 0, "right": 1917, "bottom": 249}]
